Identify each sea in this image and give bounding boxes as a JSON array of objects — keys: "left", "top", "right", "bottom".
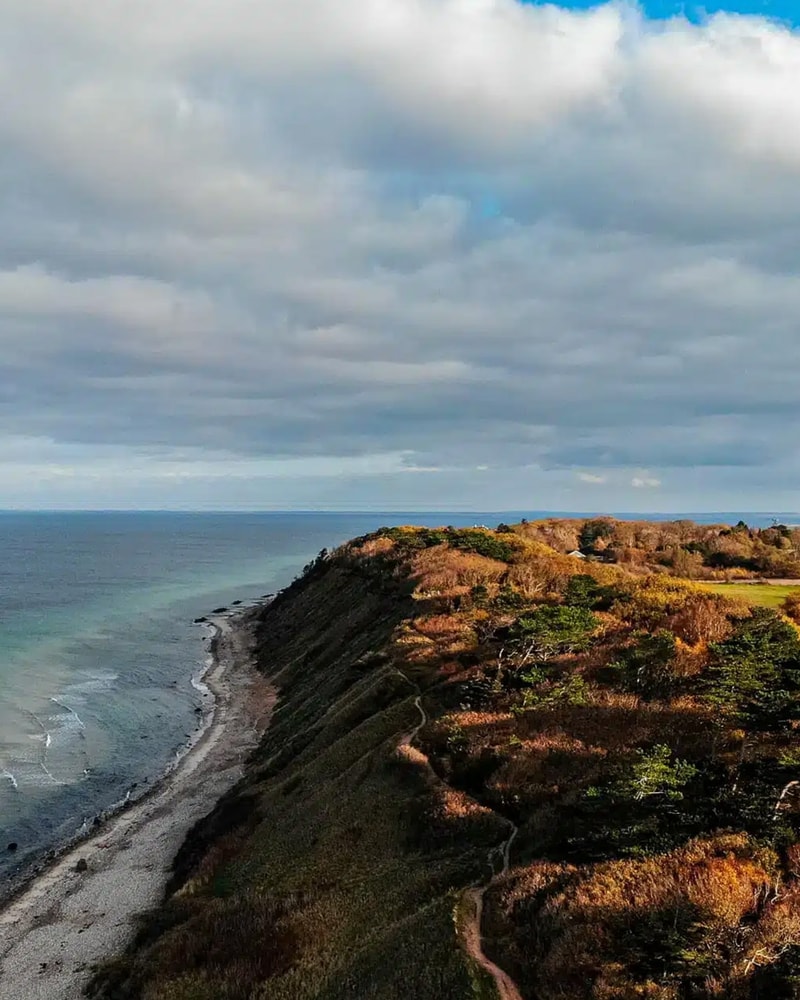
[{"left": 0, "top": 508, "right": 794, "bottom": 890}]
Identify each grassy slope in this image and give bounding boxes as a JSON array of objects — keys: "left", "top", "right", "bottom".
[
  {"left": 89, "top": 557, "right": 504, "bottom": 1000},
  {"left": 90, "top": 524, "right": 800, "bottom": 1000},
  {"left": 701, "top": 582, "right": 800, "bottom": 608}
]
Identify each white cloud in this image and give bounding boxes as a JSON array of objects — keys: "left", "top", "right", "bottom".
[
  {"left": 631, "top": 473, "right": 662, "bottom": 489},
  {"left": 1, "top": 1, "right": 800, "bottom": 507}
]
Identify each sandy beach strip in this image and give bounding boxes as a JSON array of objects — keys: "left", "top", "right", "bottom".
[{"left": 0, "top": 611, "right": 274, "bottom": 1000}]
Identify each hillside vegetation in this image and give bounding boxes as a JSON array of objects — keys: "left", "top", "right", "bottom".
[
  {"left": 90, "top": 521, "right": 800, "bottom": 999},
  {"left": 518, "top": 516, "right": 800, "bottom": 580}
]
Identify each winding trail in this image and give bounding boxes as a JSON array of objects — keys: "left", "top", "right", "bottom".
[
  {"left": 462, "top": 821, "right": 522, "bottom": 1000},
  {"left": 394, "top": 668, "right": 524, "bottom": 1000}
]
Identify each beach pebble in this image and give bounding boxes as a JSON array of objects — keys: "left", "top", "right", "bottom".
[{"left": 75, "top": 858, "right": 88, "bottom": 873}]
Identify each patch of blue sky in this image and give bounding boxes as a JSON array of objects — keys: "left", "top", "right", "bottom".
[{"left": 517, "top": 0, "right": 800, "bottom": 28}]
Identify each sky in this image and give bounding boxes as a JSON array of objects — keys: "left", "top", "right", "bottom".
[{"left": 2, "top": 0, "right": 800, "bottom": 512}]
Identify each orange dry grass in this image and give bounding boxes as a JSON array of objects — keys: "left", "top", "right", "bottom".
[
  {"left": 514, "top": 689, "right": 714, "bottom": 757},
  {"left": 396, "top": 741, "right": 432, "bottom": 770},
  {"left": 489, "top": 737, "right": 607, "bottom": 802},
  {"left": 437, "top": 785, "right": 497, "bottom": 822},
  {"left": 353, "top": 536, "right": 397, "bottom": 559},
  {"left": 454, "top": 710, "right": 515, "bottom": 733},
  {"left": 414, "top": 614, "right": 476, "bottom": 642},
  {"left": 410, "top": 546, "right": 508, "bottom": 597},
  {"left": 493, "top": 835, "right": 780, "bottom": 1000},
  {"left": 394, "top": 615, "right": 478, "bottom": 672}
]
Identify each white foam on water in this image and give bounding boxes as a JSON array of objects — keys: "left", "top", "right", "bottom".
[
  {"left": 48, "top": 698, "right": 85, "bottom": 730},
  {"left": 39, "top": 761, "right": 61, "bottom": 785},
  {"left": 62, "top": 673, "right": 118, "bottom": 697},
  {"left": 2, "top": 770, "right": 18, "bottom": 790},
  {"left": 4, "top": 760, "right": 61, "bottom": 788},
  {"left": 190, "top": 655, "right": 214, "bottom": 699}
]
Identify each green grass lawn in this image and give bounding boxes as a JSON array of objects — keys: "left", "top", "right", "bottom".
[{"left": 701, "top": 583, "right": 800, "bottom": 608}]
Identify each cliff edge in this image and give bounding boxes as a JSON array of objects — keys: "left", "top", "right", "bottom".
[{"left": 89, "top": 523, "right": 800, "bottom": 999}]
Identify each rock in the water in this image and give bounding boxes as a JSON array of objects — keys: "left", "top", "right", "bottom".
[
  {"left": 75, "top": 858, "right": 88, "bottom": 873},
  {"left": 7, "top": 842, "right": 17, "bottom": 852},
  {"left": 212, "top": 607, "right": 228, "bottom": 614}
]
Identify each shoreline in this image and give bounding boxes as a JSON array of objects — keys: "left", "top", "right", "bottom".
[
  {"left": 0, "top": 619, "right": 221, "bottom": 913},
  {"left": 0, "top": 606, "right": 274, "bottom": 1000}
]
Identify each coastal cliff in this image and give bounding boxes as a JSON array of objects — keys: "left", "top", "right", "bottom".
[{"left": 90, "top": 523, "right": 800, "bottom": 999}]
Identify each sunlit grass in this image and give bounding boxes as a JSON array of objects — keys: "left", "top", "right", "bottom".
[{"left": 700, "top": 582, "right": 800, "bottom": 608}]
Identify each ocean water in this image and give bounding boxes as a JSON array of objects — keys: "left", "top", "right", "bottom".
[{"left": 0, "top": 509, "right": 511, "bottom": 887}]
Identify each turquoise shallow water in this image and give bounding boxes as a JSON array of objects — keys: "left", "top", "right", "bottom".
[{"left": 0, "top": 510, "right": 508, "bottom": 886}]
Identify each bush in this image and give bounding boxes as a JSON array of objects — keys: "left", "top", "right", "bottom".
[
  {"left": 783, "top": 591, "right": 800, "bottom": 624},
  {"left": 614, "top": 630, "right": 678, "bottom": 700},
  {"left": 513, "top": 673, "right": 590, "bottom": 713},
  {"left": 449, "top": 529, "right": 517, "bottom": 562},
  {"left": 589, "top": 745, "right": 697, "bottom": 804},
  {"left": 706, "top": 607, "right": 800, "bottom": 726},
  {"left": 564, "top": 574, "right": 617, "bottom": 610},
  {"left": 564, "top": 574, "right": 602, "bottom": 609},
  {"left": 493, "top": 584, "right": 527, "bottom": 611},
  {"left": 509, "top": 605, "right": 598, "bottom": 665}
]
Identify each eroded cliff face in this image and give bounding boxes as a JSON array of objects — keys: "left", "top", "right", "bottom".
[{"left": 89, "top": 557, "right": 504, "bottom": 1000}]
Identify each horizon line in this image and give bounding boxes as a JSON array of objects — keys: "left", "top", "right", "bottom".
[{"left": 0, "top": 508, "right": 798, "bottom": 517}]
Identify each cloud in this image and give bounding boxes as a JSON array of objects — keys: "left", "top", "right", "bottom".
[
  {"left": 631, "top": 473, "right": 662, "bottom": 489},
  {"left": 1, "top": 1, "right": 800, "bottom": 508}
]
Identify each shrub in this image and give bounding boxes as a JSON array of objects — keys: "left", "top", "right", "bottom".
[
  {"left": 706, "top": 607, "right": 800, "bottom": 726},
  {"left": 564, "top": 574, "right": 603, "bottom": 609},
  {"left": 783, "top": 591, "right": 800, "bottom": 625},
  {"left": 508, "top": 605, "right": 598, "bottom": 666},
  {"left": 620, "top": 744, "right": 698, "bottom": 802},
  {"left": 564, "top": 574, "right": 617, "bottom": 610},
  {"left": 589, "top": 745, "right": 697, "bottom": 804},
  {"left": 513, "top": 673, "right": 590, "bottom": 713},
  {"left": 449, "top": 529, "right": 517, "bottom": 562},
  {"left": 493, "top": 584, "right": 527, "bottom": 611},
  {"left": 614, "top": 630, "right": 679, "bottom": 700}
]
